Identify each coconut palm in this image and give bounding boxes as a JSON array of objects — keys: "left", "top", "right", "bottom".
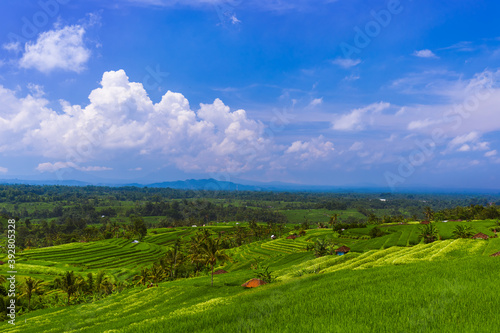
[
  {"left": 195, "top": 235, "right": 231, "bottom": 286},
  {"left": 423, "top": 206, "right": 434, "bottom": 222},
  {"left": 133, "top": 268, "right": 150, "bottom": 286},
  {"left": 55, "top": 271, "right": 83, "bottom": 305},
  {"left": 313, "top": 239, "right": 328, "bottom": 258},
  {"left": 329, "top": 214, "right": 338, "bottom": 228},
  {"left": 452, "top": 225, "right": 474, "bottom": 239},
  {"left": 149, "top": 264, "right": 164, "bottom": 285},
  {"left": 419, "top": 223, "right": 439, "bottom": 244},
  {"left": 22, "top": 277, "right": 44, "bottom": 311}
]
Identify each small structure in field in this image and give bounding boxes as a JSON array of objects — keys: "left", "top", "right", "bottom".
[
  {"left": 335, "top": 246, "right": 350, "bottom": 256},
  {"left": 0, "top": 261, "right": 4, "bottom": 265},
  {"left": 213, "top": 269, "right": 228, "bottom": 275},
  {"left": 192, "top": 225, "right": 197, "bottom": 228},
  {"left": 271, "top": 234, "right": 276, "bottom": 239},
  {"left": 132, "top": 240, "right": 139, "bottom": 243},
  {"left": 241, "top": 278, "right": 267, "bottom": 288},
  {"left": 490, "top": 251, "right": 500, "bottom": 257},
  {"left": 472, "top": 232, "right": 489, "bottom": 240},
  {"left": 420, "top": 221, "right": 430, "bottom": 225},
  {"left": 286, "top": 235, "right": 297, "bottom": 240}
]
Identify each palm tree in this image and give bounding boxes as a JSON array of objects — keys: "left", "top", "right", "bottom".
[
  {"left": 313, "top": 239, "right": 328, "bottom": 257},
  {"left": 452, "top": 225, "right": 474, "bottom": 239},
  {"left": 133, "top": 269, "right": 150, "bottom": 286},
  {"left": 419, "top": 223, "right": 439, "bottom": 244},
  {"left": 55, "top": 271, "right": 82, "bottom": 305},
  {"left": 149, "top": 264, "right": 164, "bottom": 285},
  {"left": 195, "top": 235, "right": 231, "bottom": 286},
  {"left": 163, "top": 240, "right": 183, "bottom": 279},
  {"left": 22, "top": 277, "right": 44, "bottom": 311},
  {"left": 329, "top": 214, "right": 338, "bottom": 228},
  {"left": 423, "top": 207, "right": 434, "bottom": 222}
]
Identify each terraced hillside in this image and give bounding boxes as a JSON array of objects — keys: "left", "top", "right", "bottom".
[
  {"left": 4, "top": 237, "right": 500, "bottom": 333},
  {"left": 14, "top": 238, "right": 167, "bottom": 280}
]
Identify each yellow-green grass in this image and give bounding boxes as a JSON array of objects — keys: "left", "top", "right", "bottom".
[{"left": 3, "top": 239, "right": 500, "bottom": 333}]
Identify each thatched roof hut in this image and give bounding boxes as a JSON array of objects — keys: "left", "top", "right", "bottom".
[
  {"left": 213, "top": 269, "right": 228, "bottom": 275},
  {"left": 286, "top": 235, "right": 297, "bottom": 240},
  {"left": 472, "top": 232, "right": 489, "bottom": 240},
  {"left": 335, "top": 246, "right": 350, "bottom": 255},
  {"left": 420, "top": 221, "right": 430, "bottom": 224},
  {"left": 241, "top": 278, "right": 268, "bottom": 288},
  {"left": 490, "top": 251, "right": 500, "bottom": 257}
]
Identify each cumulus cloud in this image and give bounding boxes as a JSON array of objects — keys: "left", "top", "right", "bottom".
[
  {"left": 332, "top": 58, "right": 361, "bottom": 68},
  {"left": 19, "top": 25, "right": 91, "bottom": 73},
  {"left": 0, "top": 69, "right": 271, "bottom": 174},
  {"left": 413, "top": 49, "right": 438, "bottom": 58},
  {"left": 447, "top": 132, "right": 490, "bottom": 152},
  {"left": 332, "top": 102, "right": 390, "bottom": 131},
  {"left": 285, "top": 135, "right": 334, "bottom": 161}
]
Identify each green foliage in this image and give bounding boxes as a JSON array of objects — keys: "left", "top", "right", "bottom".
[
  {"left": 255, "top": 266, "right": 277, "bottom": 283},
  {"left": 419, "top": 223, "right": 439, "bottom": 244},
  {"left": 368, "top": 226, "right": 385, "bottom": 238},
  {"left": 452, "top": 225, "right": 474, "bottom": 239}
]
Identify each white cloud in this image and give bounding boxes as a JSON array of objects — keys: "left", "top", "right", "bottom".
[
  {"left": 332, "top": 102, "right": 390, "bottom": 131},
  {"left": 447, "top": 132, "right": 490, "bottom": 152},
  {"left": 349, "top": 141, "right": 364, "bottom": 151},
  {"left": 308, "top": 98, "right": 323, "bottom": 107},
  {"left": 0, "top": 69, "right": 272, "bottom": 174},
  {"left": 485, "top": 150, "right": 497, "bottom": 157},
  {"left": 3, "top": 42, "right": 21, "bottom": 53},
  {"left": 407, "top": 118, "right": 441, "bottom": 130},
  {"left": 413, "top": 49, "right": 438, "bottom": 58},
  {"left": 332, "top": 58, "right": 361, "bottom": 68},
  {"left": 0, "top": 167, "right": 7, "bottom": 173},
  {"left": 344, "top": 74, "right": 360, "bottom": 81},
  {"left": 285, "top": 135, "right": 334, "bottom": 161},
  {"left": 20, "top": 25, "right": 91, "bottom": 73},
  {"left": 230, "top": 14, "right": 241, "bottom": 24},
  {"left": 36, "top": 162, "right": 112, "bottom": 172}
]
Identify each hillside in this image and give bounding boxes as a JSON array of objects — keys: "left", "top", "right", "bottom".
[{"left": 2, "top": 228, "right": 500, "bottom": 332}]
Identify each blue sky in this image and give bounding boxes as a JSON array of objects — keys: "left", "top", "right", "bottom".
[{"left": 1, "top": 0, "right": 500, "bottom": 190}]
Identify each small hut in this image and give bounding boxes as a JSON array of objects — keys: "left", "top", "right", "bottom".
[
  {"left": 213, "top": 269, "right": 228, "bottom": 275},
  {"left": 472, "top": 232, "right": 489, "bottom": 240},
  {"left": 286, "top": 235, "right": 297, "bottom": 240},
  {"left": 420, "top": 221, "right": 430, "bottom": 225},
  {"left": 241, "top": 278, "right": 267, "bottom": 288},
  {"left": 490, "top": 251, "right": 500, "bottom": 257},
  {"left": 335, "top": 246, "right": 350, "bottom": 256}
]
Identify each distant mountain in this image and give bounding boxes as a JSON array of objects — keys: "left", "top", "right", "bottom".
[
  {"left": 146, "top": 179, "right": 264, "bottom": 191},
  {"left": 1, "top": 177, "right": 498, "bottom": 194},
  {"left": 0, "top": 178, "right": 91, "bottom": 186}
]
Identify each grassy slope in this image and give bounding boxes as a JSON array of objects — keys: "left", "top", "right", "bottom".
[{"left": 3, "top": 237, "right": 500, "bottom": 333}]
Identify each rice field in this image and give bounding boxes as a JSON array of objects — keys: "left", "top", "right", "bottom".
[
  {"left": 11, "top": 238, "right": 167, "bottom": 280},
  {"left": 4, "top": 236, "right": 500, "bottom": 333}
]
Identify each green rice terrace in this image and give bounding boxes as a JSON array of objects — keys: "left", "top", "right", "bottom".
[
  {"left": 1, "top": 185, "right": 500, "bottom": 332},
  {"left": 2, "top": 220, "right": 500, "bottom": 332}
]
